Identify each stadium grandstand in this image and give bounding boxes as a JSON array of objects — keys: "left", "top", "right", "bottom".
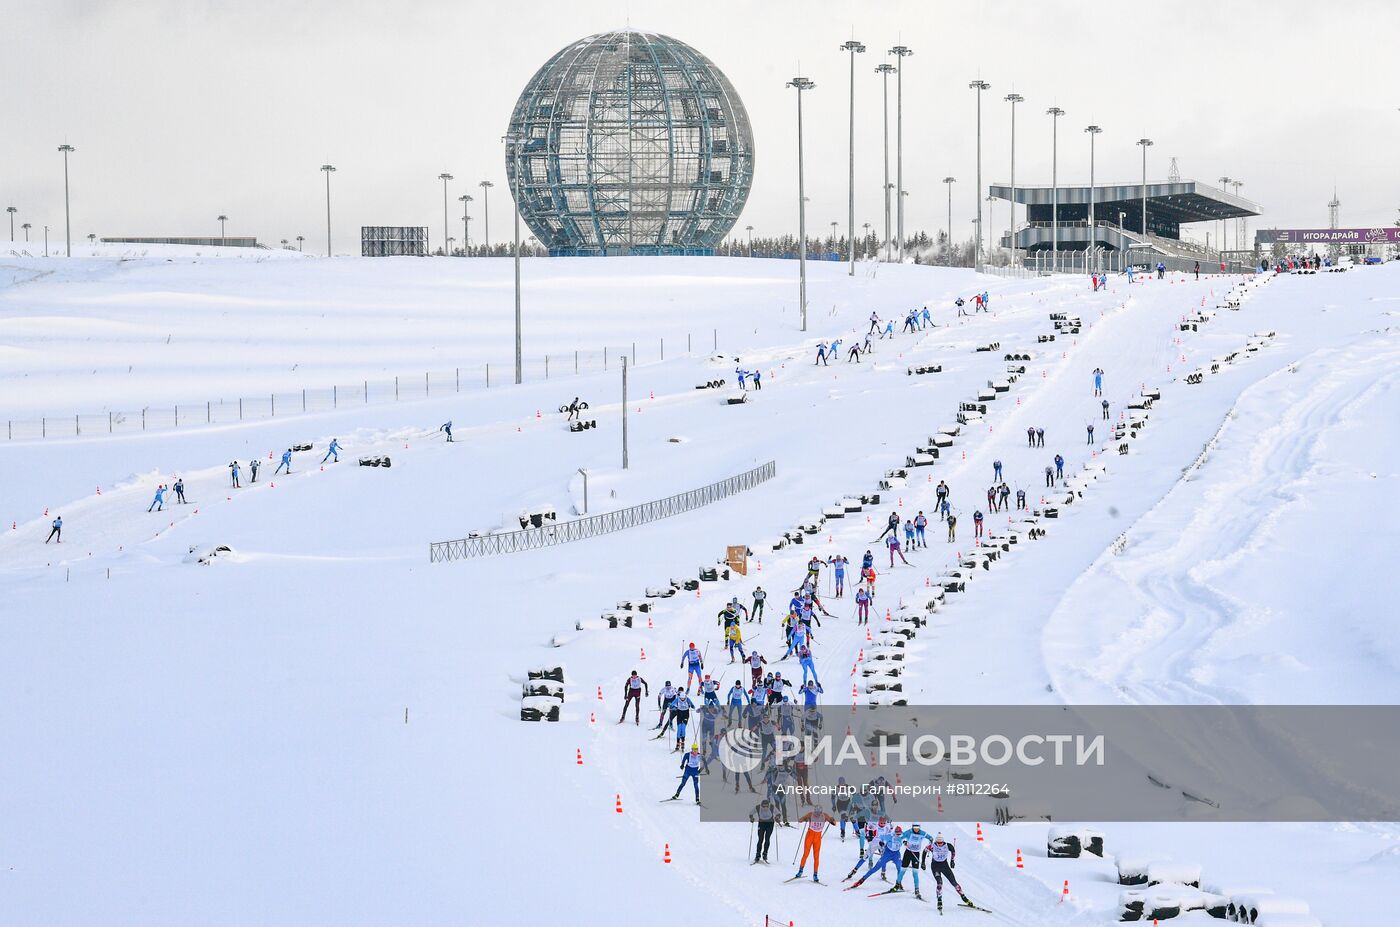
[{"left": 990, "top": 178, "right": 1260, "bottom": 270}]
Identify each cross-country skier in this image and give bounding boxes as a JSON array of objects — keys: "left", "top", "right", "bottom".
[
  {"left": 973, "top": 509, "right": 984, "bottom": 538},
  {"left": 848, "top": 341, "right": 862, "bottom": 362},
  {"left": 1036, "top": 426, "right": 1045, "bottom": 447},
  {"left": 880, "top": 320, "right": 894, "bottom": 340},
  {"left": 927, "top": 833, "right": 977, "bottom": 912},
  {"left": 1016, "top": 487, "right": 1027, "bottom": 510},
  {"left": 946, "top": 513, "right": 957, "bottom": 542},
  {"left": 699, "top": 674, "right": 721, "bottom": 706},
  {"left": 725, "top": 623, "right": 747, "bottom": 662},
  {"left": 935, "top": 480, "right": 950, "bottom": 515},
  {"left": 751, "top": 586, "right": 766, "bottom": 622},
  {"left": 751, "top": 369, "right": 762, "bottom": 390},
  {"left": 1093, "top": 367, "right": 1104, "bottom": 396},
  {"left": 1101, "top": 398, "right": 1110, "bottom": 420},
  {"left": 913, "top": 511, "right": 927, "bottom": 548},
  {"left": 148, "top": 485, "right": 166, "bottom": 512},
  {"left": 440, "top": 420, "right": 454, "bottom": 441},
  {"left": 815, "top": 341, "right": 829, "bottom": 366},
  {"left": 45, "top": 515, "right": 62, "bottom": 543},
  {"left": 322, "top": 439, "right": 340, "bottom": 463},
  {"left": 249, "top": 458, "right": 260, "bottom": 483},
  {"left": 173, "top": 478, "right": 186, "bottom": 504},
  {"left": 565, "top": 399, "right": 582, "bottom": 422},
  {"left": 274, "top": 448, "right": 293, "bottom": 475},
  {"left": 868, "top": 311, "right": 881, "bottom": 334},
  {"left": 653, "top": 680, "right": 679, "bottom": 729},
  {"left": 827, "top": 555, "right": 848, "bottom": 597},
  {"left": 848, "top": 819, "right": 903, "bottom": 888},
  {"left": 793, "top": 804, "right": 837, "bottom": 883},
  {"left": 670, "top": 691, "right": 696, "bottom": 751},
  {"left": 736, "top": 369, "right": 747, "bottom": 390},
  {"left": 1087, "top": 422, "right": 1096, "bottom": 444},
  {"left": 877, "top": 511, "right": 899, "bottom": 541},
  {"left": 855, "top": 586, "right": 871, "bottom": 624},
  {"left": 920, "top": 306, "right": 932, "bottom": 328},
  {"left": 1027, "top": 425, "right": 1036, "bottom": 447},
  {"left": 672, "top": 744, "right": 703, "bottom": 804},
  {"left": 1055, "top": 453, "right": 1065, "bottom": 480},
  {"left": 796, "top": 644, "right": 821, "bottom": 687},
  {"left": 619, "top": 670, "right": 649, "bottom": 724},
  {"left": 800, "top": 679, "right": 822, "bottom": 707},
  {"left": 726, "top": 680, "right": 748, "bottom": 724},
  {"left": 750, "top": 799, "right": 776, "bottom": 863},
  {"left": 895, "top": 823, "right": 935, "bottom": 899},
  {"left": 1045, "top": 464, "right": 1055, "bottom": 487},
  {"left": 902, "top": 519, "right": 915, "bottom": 550},
  {"left": 229, "top": 461, "right": 241, "bottom": 488},
  {"left": 680, "top": 643, "right": 704, "bottom": 691},
  {"left": 747, "top": 651, "right": 767, "bottom": 688},
  {"left": 885, "top": 532, "right": 909, "bottom": 567},
  {"left": 993, "top": 459, "right": 1003, "bottom": 482}
]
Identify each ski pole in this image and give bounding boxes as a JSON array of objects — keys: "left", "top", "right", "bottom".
[{"left": 748, "top": 819, "right": 754, "bottom": 862}]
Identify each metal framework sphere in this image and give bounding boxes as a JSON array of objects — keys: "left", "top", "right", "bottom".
[{"left": 505, "top": 30, "right": 755, "bottom": 256}]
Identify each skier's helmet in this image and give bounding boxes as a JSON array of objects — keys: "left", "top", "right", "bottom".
[
  {"left": 934, "top": 833, "right": 945, "bottom": 844},
  {"left": 878, "top": 816, "right": 888, "bottom": 825},
  {"left": 689, "top": 642, "right": 696, "bottom": 649},
  {"left": 911, "top": 824, "right": 921, "bottom": 832},
  {"left": 631, "top": 670, "right": 638, "bottom": 676},
  {"left": 894, "top": 826, "right": 903, "bottom": 835},
  {"left": 704, "top": 674, "right": 711, "bottom": 680},
  {"left": 665, "top": 680, "right": 672, "bottom": 686}
]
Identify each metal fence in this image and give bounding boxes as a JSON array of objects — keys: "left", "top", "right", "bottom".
[
  {"left": 429, "top": 460, "right": 776, "bottom": 562},
  {"left": 5, "top": 330, "right": 724, "bottom": 441},
  {"left": 981, "top": 249, "right": 1255, "bottom": 278}
]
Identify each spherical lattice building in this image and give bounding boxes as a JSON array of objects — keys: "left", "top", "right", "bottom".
[{"left": 505, "top": 30, "right": 755, "bottom": 256}]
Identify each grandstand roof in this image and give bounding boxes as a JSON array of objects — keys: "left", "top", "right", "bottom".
[{"left": 989, "top": 179, "right": 1260, "bottom": 223}]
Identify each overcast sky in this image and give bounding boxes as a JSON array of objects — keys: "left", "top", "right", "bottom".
[{"left": 4, "top": 0, "right": 1397, "bottom": 253}]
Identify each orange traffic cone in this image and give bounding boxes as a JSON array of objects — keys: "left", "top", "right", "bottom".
[
  {"left": 576, "top": 748, "right": 584, "bottom": 766},
  {"left": 937, "top": 794, "right": 944, "bottom": 813},
  {"left": 1015, "top": 848, "right": 1024, "bottom": 869},
  {"left": 1060, "top": 880, "right": 1069, "bottom": 902},
  {"left": 596, "top": 686, "right": 603, "bottom": 701},
  {"left": 615, "top": 794, "right": 623, "bottom": 813},
  {"left": 976, "top": 822, "right": 984, "bottom": 842},
  {"left": 663, "top": 843, "right": 672, "bottom": 864},
  {"left": 640, "top": 648, "right": 647, "bottom": 660}
]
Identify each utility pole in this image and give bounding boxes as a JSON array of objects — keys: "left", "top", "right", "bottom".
[
  {"left": 942, "top": 177, "right": 956, "bottom": 256},
  {"left": 1218, "top": 175, "right": 1233, "bottom": 256},
  {"left": 875, "top": 63, "right": 895, "bottom": 262},
  {"left": 841, "top": 39, "right": 865, "bottom": 276},
  {"left": 788, "top": 75, "right": 815, "bottom": 331},
  {"left": 217, "top": 214, "right": 228, "bottom": 245},
  {"left": 969, "top": 81, "right": 990, "bottom": 268},
  {"left": 320, "top": 164, "right": 336, "bottom": 256},
  {"left": 1047, "top": 107, "right": 1064, "bottom": 271},
  {"left": 891, "top": 46, "right": 913, "bottom": 262},
  {"left": 5, "top": 206, "right": 15, "bottom": 240},
  {"left": 621, "top": 356, "right": 629, "bottom": 470}
]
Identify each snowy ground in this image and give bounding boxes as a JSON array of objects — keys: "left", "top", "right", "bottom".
[{"left": 2, "top": 252, "right": 1397, "bottom": 925}]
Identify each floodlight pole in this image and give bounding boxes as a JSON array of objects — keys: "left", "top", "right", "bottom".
[
  {"left": 459, "top": 194, "right": 473, "bottom": 251},
  {"left": 320, "top": 164, "right": 336, "bottom": 256},
  {"left": 480, "top": 180, "right": 494, "bottom": 252},
  {"left": 841, "top": 40, "right": 865, "bottom": 276},
  {"left": 439, "top": 173, "right": 454, "bottom": 255},
  {"left": 58, "top": 144, "right": 75, "bottom": 256},
  {"left": 891, "top": 46, "right": 912, "bottom": 262},
  {"left": 942, "top": 177, "right": 955, "bottom": 256},
  {"left": 6, "top": 206, "right": 15, "bottom": 240},
  {"left": 788, "top": 75, "right": 815, "bottom": 332},
  {"left": 217, "top": 214, "right": 227, "bottom": 245},
  {"left": 1085, "top": 126, "right": 1103, "bottom": 271},
  {"left": 875, "top": 63, "right": 895, "bottom": 262},
  {"left": 1137, "top": 138, "right": 1153, "bottom": 237},
  {"left": 968, "top": 81, "right": 990, "bottom": 268},
  {"left": 1047, "top": 107, "right": 1064, "bottom": 270},
  {"left": 1005, "top": 93, "right": 1023, "bottom": 265}
]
